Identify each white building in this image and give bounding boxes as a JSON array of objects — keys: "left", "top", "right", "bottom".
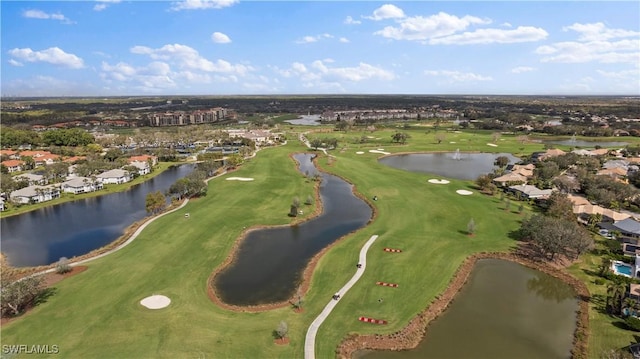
[
  {"left": 96, "top": 169, "right": 132, "bottom": 184},
  {"left": 10, "top": 185, "right": 61, "bottom": 204},
  {"left": 61, "top": 177, "right": 104, "bottom": 194}
]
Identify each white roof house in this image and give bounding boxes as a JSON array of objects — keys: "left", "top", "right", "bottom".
[
  {"left": 508, "top": 184, "right": 554, "bottom": 199},
  {"left": 61, "top": 177, "right": 104, "bottom": 194},
  {"left": 13, "top": 173, "right": 46, "bottom": 185},
  {"left": 96, "top": 169, "right": 132, "bottom": 184},
  {"left": 10, "top": 185, "right": 61, "bottom": 204}
]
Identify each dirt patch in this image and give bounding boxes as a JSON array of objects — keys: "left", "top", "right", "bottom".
[
  {"left": 274, "top": 337, "right": 290, "bottom": 345},
  {"left": 335, "top": 252, "right": 590, "bottom": 359}
]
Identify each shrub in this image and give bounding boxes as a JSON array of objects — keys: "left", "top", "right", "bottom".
[
  {"left": 594, "top": 278, "right": 605, "bottom": 285},
  {"left": 304, "top": 195, "right": 313, "bottom": 205},
  {"left": 56, "top": 257, "right": 71, "bottom": 274},
  {"left": 625, "top": 316, "right": 640, "bottom": 331},
  {"left": 276, "top": 321, "right": 288, "bottom": 339}
]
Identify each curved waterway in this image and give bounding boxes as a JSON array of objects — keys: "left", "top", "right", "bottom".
[
  {"left": 378, "top": 152, "right": 521, "bottom": 180},
  {"left": 358, "top": 259, "right": 578, "bottom": 359},
  {"left": 213, "top": 153, "right": 372, "bottom": 306},
  {"left": 0, "top": 164, "right": 195, "bottom": 267}
]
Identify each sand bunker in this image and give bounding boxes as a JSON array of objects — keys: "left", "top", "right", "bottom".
[
  {"left": 449, "top": 141, "right": 456, "bottom": 144},
  {"left": 140, "top": 295, "right": 171, "bottom": 309},
  {"left": 369, "top": 150, "right": 390, "bottom": 155},
  {"left": 356, "top": 151, "right": 365, "bottom": 154},
  {"left": 226, "top": 177, "right": 255, "bottom": 181},
  {"left": 487, "top": 143, "right": 498, "bottom": 147},
  {"left": 456, "top": 190, "right": 473, "bottom": 195},
  {"left": 428, "top": 179, "right": 450, "bottom": 184}
]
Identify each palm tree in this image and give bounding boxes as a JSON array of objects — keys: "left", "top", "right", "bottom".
[{"left": 607, "top": 282, "right": 627, "bottom": 314}]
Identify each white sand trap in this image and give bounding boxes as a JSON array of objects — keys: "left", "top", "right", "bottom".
[
  {"left": 356, "top": 151, "right": 365, "bottom": 154},
  {"left": 140, "top": 295, "right": 171, "bottom": 309},
  {"left": 449, "top": 141, "right": 456, "bottom": 144},
  {"left": 226, "top": 177, "right": 255, "bottom": 181},
  {"left": 377, "top": 148, "right": 385, "bottom": 151},
  {"left": 456, "top": 190, "right": 474, "bottom": 196},
  {"left": 369, "top": 150, "right": 390, "bottom": 155},
  {"left": 487, "top": 143, "right": 498, "bottom": 147},
  {"left": 428, "top": 179, "right": 450, "bottom": 184}
]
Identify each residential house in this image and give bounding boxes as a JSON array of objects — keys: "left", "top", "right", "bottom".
[
  {"left": 0, "top": 150, "right": 19, "bottom": 159},
  {"left": 508, "top": 184, "right": 554, "bottom": 200},
  {"left": 614, "top": 218, "right": 640, "bottom": 243},
  {"left": 0, "top": 198, "right": 4, "bottom": 211},
  {"left": 597, "top": 167, "right": 628, "bottom": 182},
  {"left": 493, "top": 173, "right": 528, "bottom": 187},
  {"left": 603, "top": 159, "right": 629, "bottom": 170},
  {"left": 96, "top": 169, "right": 132, "bottom": 184},
  {"left": 538, "top": 148, "right": 566, "bottom": 161},
  {"left": 128, "top": 161, "right": 150, "bottom": 175},
  {"left": 10, "top": 185, "right": 61, "bottom": 204},
  {"left": 34, "top": 154, "right": 60, "bottom": 166},
  {"left": 63, "top": 156, "right": 86, "bottom": 164},
  {"left": 61, "top": 177, "right": 104, "bottom": 194},
  {"left": 1, "top": 159, "right": 25, "bottom": 173},
  {"left": 13, "top": 173, "right": 47, "bottom": 185},
  {"left": 128, "top": 155, "right": 158, "bottom": 166}
]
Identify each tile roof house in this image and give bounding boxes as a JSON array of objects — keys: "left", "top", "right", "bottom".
[
  {"left": 1, "top": 159, "right": 25, "bottom": 173},
  {"left": 538, "top": 148, "right": 566, "bottom": 161},
  {"left": 128, "top": 155, "right": 158, "bottom": 166},
  {"left": 508, "top": 184, "right": 554, "bottom": 199},
  {"left": 13, "top": 173, "right": 47, "bottom": 185},
  {"left": 128, "top": 161, "right": 150, "bottom": 175},
  {"left": 492, "top": 172, "right": 528, "bottom": 187}
]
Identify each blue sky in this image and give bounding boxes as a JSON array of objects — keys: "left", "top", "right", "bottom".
[{"left": 1, "top": 1, "right": 639, "bottom": 96}]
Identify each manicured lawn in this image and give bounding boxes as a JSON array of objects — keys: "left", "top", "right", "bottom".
[{"left": 3, "top": 128, "right": 635, "bottom": 358}]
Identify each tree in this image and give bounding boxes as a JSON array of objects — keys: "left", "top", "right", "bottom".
[
  {"left": 309, "top": 138, "right": 323, "bottom": 150},
  {"left": 545, "top": 192, "right": 576, "bottom": 222},
  {"left": 391, "top": 132, "right": 410, "bottom": 144},
  {"left": 276, "top": 321, "right": 288, "bottom": 339},
  {"left": 494, "top": 156, "right": 509, "bottom": 168},
  {"left": 335, "top": 121, "right": 349, "bottom": 132},
  {"left": 104, "top": 148, "right": 122, "bottom": 162},
  {"left": 55, "top": 257, "right": 71, "bottom": 274},
  {"left": 491, "top": 132, "right": 501, "bottom": 143},
  {"left": 467, "top": 218, "right": 476, "bottom": 235},
  {"left": 0, "top": 275, "right": 45, "bottom": 317},
  {"left": 22, "top": 156, "right": 35, "bottom": 170},
  {"left": 518, "top": 203, "right": 524, "bottom": 214},
  {"left": 475, "top": 174, "right": 496, "bottom": 194},
  {"left": 146, "top": 191, "right": 166, "bottom": 214},
  {"left": 435, "top": 133, "right": 446, "bottom": 144},
  {"left": 225, "top": 154, "right": 244, "bottom": 169},
  {"left": 518, "top": 214, "right": 594, "bottom": 261},
  {"left": 292, "top": 197, "right": 300, "bottom": 208},
  {"left": 305, "top": 195, "right": 313, "bottom": 205}
]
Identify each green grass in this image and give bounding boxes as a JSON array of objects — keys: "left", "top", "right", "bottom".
[
  {"left": 2, "top": 129, "right": 636, "bottom": 358},
  {"left": 0, "top": 162, "right": 177, "bottom": 218}
]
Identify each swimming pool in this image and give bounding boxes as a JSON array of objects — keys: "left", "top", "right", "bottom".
[{"left": 613, "top": 261, "right": 633, "bottom": 277}]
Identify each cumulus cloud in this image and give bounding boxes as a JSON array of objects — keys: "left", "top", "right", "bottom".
[
  {"left": 94, "top": 0, "right": 121, "bottom": 11},
  {"left": 424, "top": 70, "right": 493, "bottom": 82},
  {"left": 536, "top": 22, "right": 640, "bottom": 64},
  {"left": 8, "top": 47, "right": 84, "bottom": 69},
  {"left": 211, "top": 32, "right": 232, "bottom": 43},
  {"left": 510, "top": 66, "right": 536, "bottom": 74},
  {"left": 365, "top": 4, "right": 405, "bottom": 21},
  {"left": 275, "top": 60, "right": 395, "bottom": 85},
  {"left": 429, "top": 26, "right": 548, "bottom": 45},
  {"left": 130, "top": 43, "right": 251, "bottom": 75},
  {"left": 22, "top": 9, "right": 73, "bottom": 23},
  {"left": 344, "top": 16, "right": 361, "bottom": 25},
  {"left": 101, "top": 61, "right": 178, "bottom": 91},
  {"left": 295, "top": 33, "right": 333, "bottom": 44},
  {"left": 374, "top": 12, "right": 491, "bottom": 41},
  {"left": 170, "top": 0, "right": 238, "bottom": 11},
  {"left": 8, "top": 59, "right": 24, "bottom": 67},
  {"left": 339, "top": 37, "right": 350, "bottom": 43}
]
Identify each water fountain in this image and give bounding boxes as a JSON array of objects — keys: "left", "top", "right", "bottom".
[{"left": 453, "top": 148, "right": 461, "bottom": 160}]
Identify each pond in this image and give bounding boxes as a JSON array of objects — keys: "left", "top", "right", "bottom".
[
  {"left": 378, "top": 152, "right": 521, "bottom": 180},
  {"left": 357, "top": 259, "right": 578, "bottom": 359},
  {"left": 0, "top": 164, "right": 195, "bottom": 267},
  {"left": 284, "top": 114, "right": 322, "bottom": 126},
  {"left": 212, "top": 153, "right": 372, "bottom": 306}
]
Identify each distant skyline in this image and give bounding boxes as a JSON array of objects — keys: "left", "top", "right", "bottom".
[{"left": 1, "top": 1, "right": 639, "bottom": 96}]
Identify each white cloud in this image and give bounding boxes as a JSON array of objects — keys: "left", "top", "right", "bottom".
[
  {"left": 510, "top": 66, "right": 536, "bottom": 74},
  {"left": 429, "top": 26, "right": 548, "bottom": 45},
  {"left": 22, "top": 9, "right": 72, "bottom": 23},
  {"left": 170, "top": 0, "right": 238, "bottom": 11},
  {"left": 277, "top": 60, "right": 395, "bottom": 85},
  {"left": 94, "top": 0, "right": 121, "bottom": 11},
  {"left": 502, "top": 22, "right": 512, "bottom": 28},
  {"left": 365, "top": 4, "right": 405, "bottom": 21},
  {"left": 8, "top": 59, "right": 24, "bottom": 67},
  {"left": 101, "top": 61, "right": 177, "bottom": 91},
  {"left": 563, "top": 22, "right": 640, "bottom": 41},
  {"left": 536, "top": 23, "right": 640, "bottom": 64},
  {"left": 374, "top": 12, "right": 490, "bottom": 41},
  {"left": 8, "top": 47, "right": 84, "bottom": 69},
  {"left": 424, "top": 70, "right": 493, "bottom": 82},
  {"left": 339, "top": 37, "right": 350, "bottom": 43},
  {"left": 130, "top": 43, "right": 251, "bottom": 75},
  {"left": 211, "top": 32, "right": 232, "bottom": 44},
  {"left": 344, "top": 16, "right": 361, "bottom": 25},
  {"left": 295, "top": 33, "right": 333, "bottom": 44}
]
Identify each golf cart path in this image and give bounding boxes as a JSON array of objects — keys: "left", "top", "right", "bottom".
[{"left": 304, "top": 234, "right": 379, "bottom": 359}]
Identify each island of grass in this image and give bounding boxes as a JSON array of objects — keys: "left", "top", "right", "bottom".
[{"left": 2, "top": 127, "right": 639, "bottom": 358}]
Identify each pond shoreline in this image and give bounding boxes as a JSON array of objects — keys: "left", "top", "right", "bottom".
[
  {"left": 336, "top": 251, "right": 589, "bottom": 359},
  {"left": 207, "top": 152, "right": 377, "bottom": 312}
]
